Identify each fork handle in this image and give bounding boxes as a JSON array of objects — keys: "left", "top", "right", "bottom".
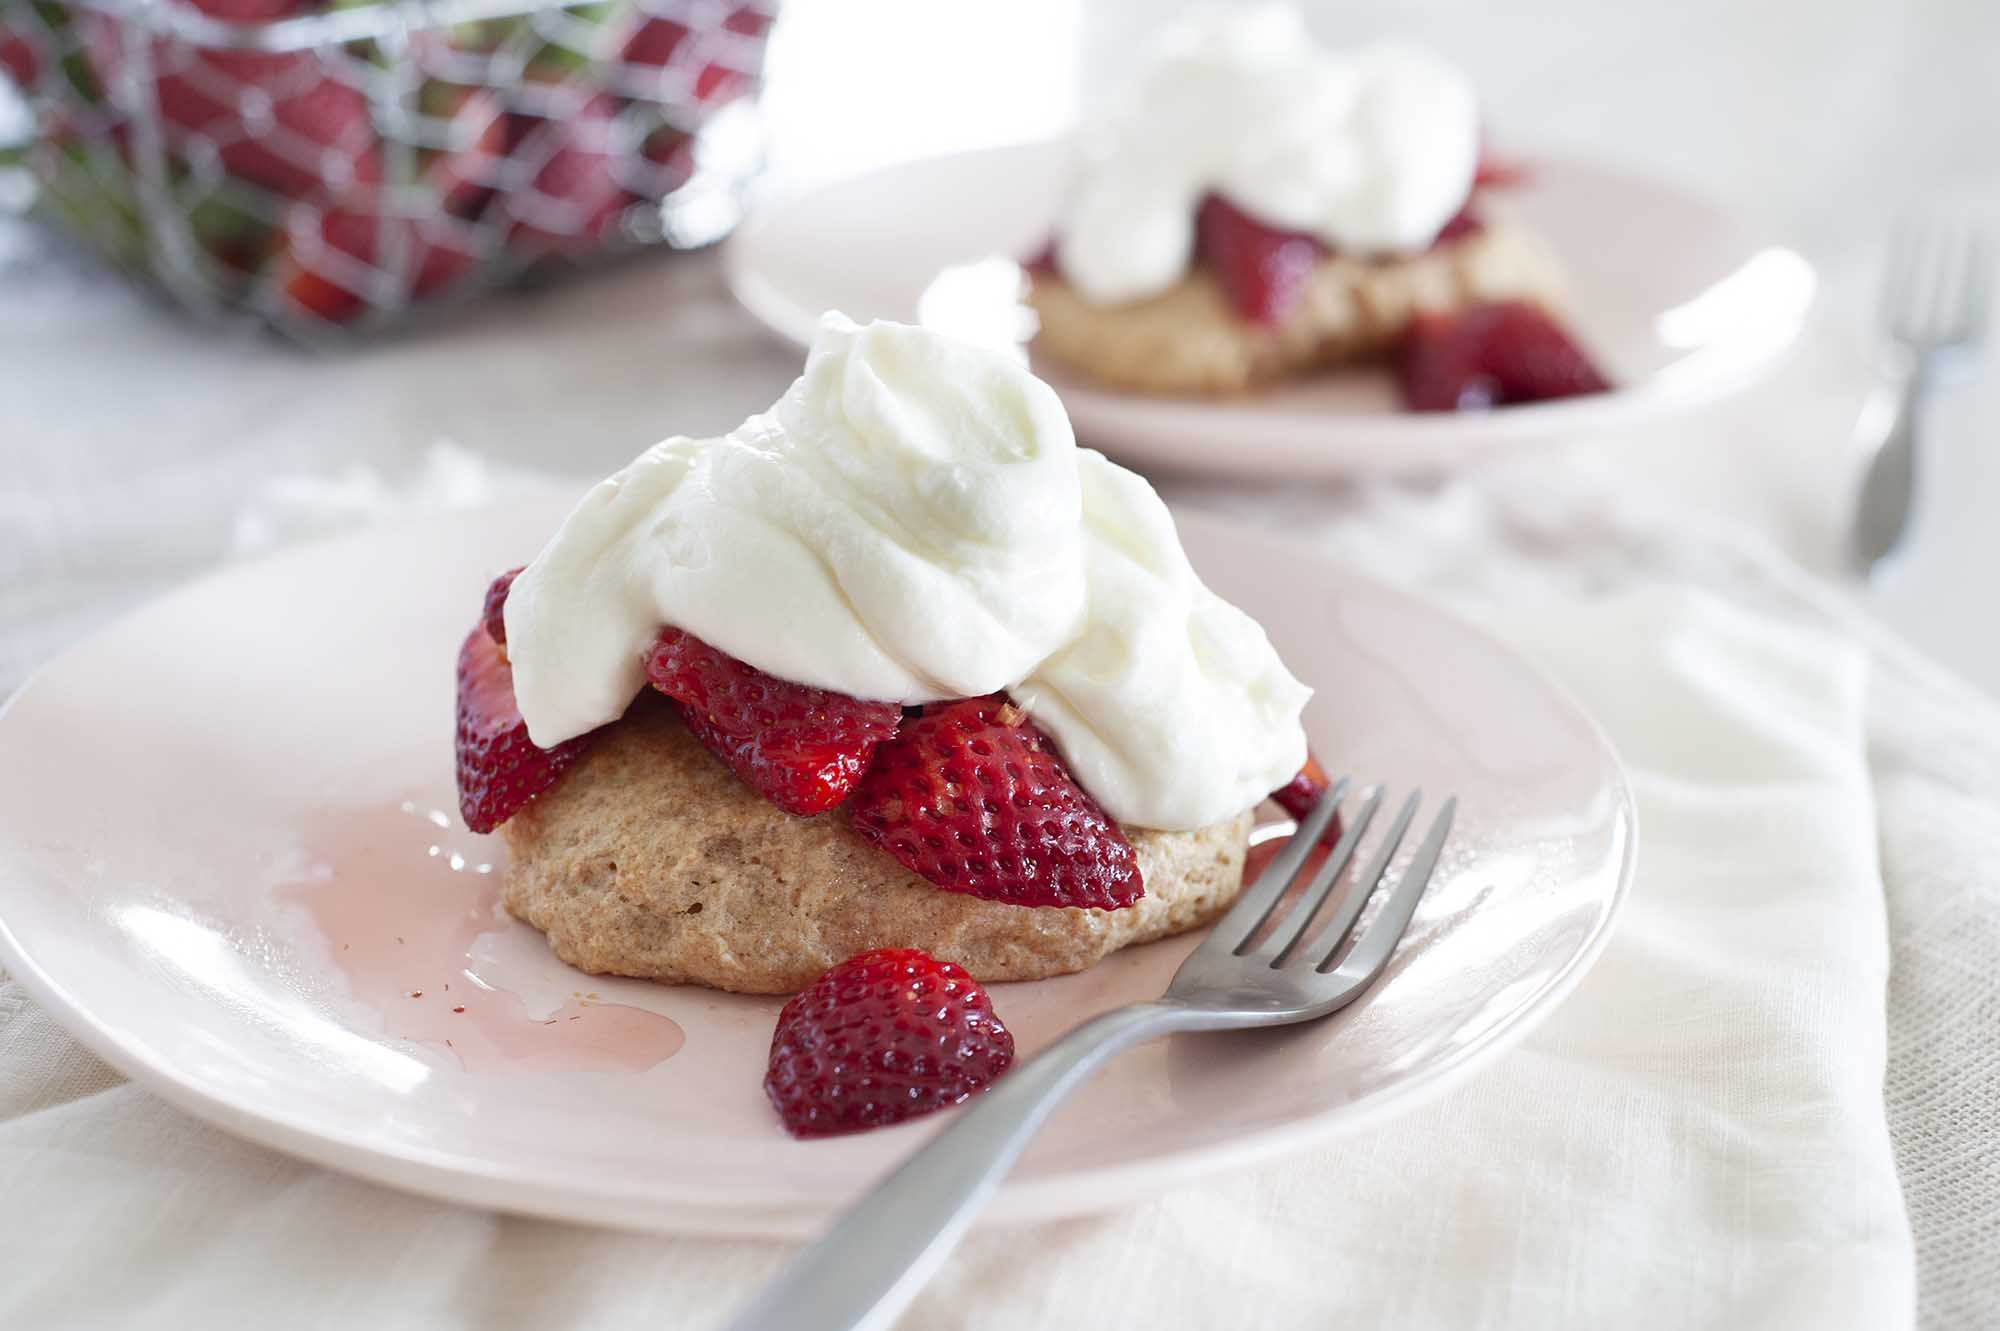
[
  {"left": 724, "top": 1000, "right": 1204, "bottom": 1331},
  {"left": 1852, "top": 364, "right": 1929, "bottom": 572}
]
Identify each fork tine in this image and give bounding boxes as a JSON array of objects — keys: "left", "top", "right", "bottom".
[
  {"left": 1210, "top": 780, "right": 1346, "bottom": 952},
  {"left": 1883, "top": 213, "right": 1995, "bottom": 355},
  {"left": 1931, "top": 224, "right": 1969, "bottom": 343},
  {"left": 1957, "top": 228, "right": 1992, "bottom": 341},
  {"left": 1260, "top": 787, "right": 1400, "bottom": 966},
  {"left": 1913, "top": 223, "right": 1951, "bottom": 344},
  {"left": 1891, "top": 217, "right": 1952, "bottom": 345},
  {"left": 1884, "top": 218, "right": 1921, "bottom": 335},
  {"left": 1324, "top": 798, "right": 1456, "bottom": 976}
]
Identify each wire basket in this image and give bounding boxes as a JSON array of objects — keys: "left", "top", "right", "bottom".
[{"left": 0, "top": 0, "right": 773, "bottom": 337}]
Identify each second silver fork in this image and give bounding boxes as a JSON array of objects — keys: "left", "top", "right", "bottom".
[
  {"left": 1852, "top": 214, "right": 1992, "bottom": 574},
  {"left": 725, "top": 780, "right": 1456, "bottom": 1331}
]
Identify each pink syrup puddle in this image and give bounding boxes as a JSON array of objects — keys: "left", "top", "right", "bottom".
[{"left": 276, "top": 801, "right": 684, "bottom": 1073}]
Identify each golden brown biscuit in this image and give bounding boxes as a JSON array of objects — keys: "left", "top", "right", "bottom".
[
  {"left": 1027, "top": 214, "right": 1566, "bottom": 396},
  {"left": 500, "top": 698, "right": 1253, "bottom": 994}
]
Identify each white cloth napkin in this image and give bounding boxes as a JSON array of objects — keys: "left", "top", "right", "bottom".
[{"left": 1, "top": 452, "right": 1966, "bottom": 1329}]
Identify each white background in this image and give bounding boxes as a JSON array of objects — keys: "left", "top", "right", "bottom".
[{"left": 2, "top": 0, "right": 1996, "bottom": 691}]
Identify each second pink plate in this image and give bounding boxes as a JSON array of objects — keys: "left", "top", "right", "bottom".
[{"left": 726, "top": 139, "right": 1814, "bottom": 476}]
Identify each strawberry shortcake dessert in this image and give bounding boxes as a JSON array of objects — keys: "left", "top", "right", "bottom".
[
  {"left": 454, "top": 314, "right": 1325, "bottom": 997},
  {"left": 1028, "top": 4, "right": 1608, "bottom": 408}
]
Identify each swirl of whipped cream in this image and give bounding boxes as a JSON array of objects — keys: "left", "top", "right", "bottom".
[
  {"left": 505, "top": 314, "right": 1085, "bottom": 745},
  {"left": 506, "top": 315, "right": 1309, "bottom": 830},
  {"left": 1057, "top": 3, "right": 1481, "bottom": 307},
  {"left": 1012, "top": 454, "right": 1309, "bottom": 831}
]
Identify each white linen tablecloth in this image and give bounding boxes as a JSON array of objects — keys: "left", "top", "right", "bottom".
[
  {"left": 8, "top": 444, "right": 1993, "bottom": 1329},
  {"left": 4, "top": 210, "right": 1995, "bottom": 1326}
]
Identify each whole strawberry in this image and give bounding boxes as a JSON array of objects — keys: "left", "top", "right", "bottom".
[
  {"left": 419, "top": 82, "right": 507, "bottom": 220},
  {"left": 1, "top": 24, "right": 39, "bottom": 88},
  {"left": 765, "top": 949, "right": 1015, "bottom": 1139},
  {"left": 274, "top": 187, "right": 479, "bottom": 324},
  {"left": 645, "top": 627, "right": 902, "bottom": 817},
  {"left": 849, "top": 695, "right": 1142, "bottom": 910},
  {"left": 503, "top": 95, "right": 632, "bottom": 257},
  {"left": 81, "top": 15, "right": 376, "bottom": 202},
  {"left": 617, "top": 3, "right": 768, "bottom": 106}
]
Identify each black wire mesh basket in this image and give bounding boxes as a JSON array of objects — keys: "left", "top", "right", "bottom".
[{"left": 0, "top": 0, "right": 772, "bottom": 337}]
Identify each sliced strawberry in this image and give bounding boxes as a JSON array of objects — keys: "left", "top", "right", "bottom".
[
  {"left": 765, "top": 948, "right": 1014, "bottom": 1138},
  {"left": 481, "top": 566, "right": 521, "bottom": 647},
  {"left": 1478, "top": 301, "right": 1611, "bottom": 401},
  {"left": 1472, "top": 145, "right": 1530, "bottom": 190},
  {"left": 1269, "top": 750, "right": 1344, "bottom": 849},
  {"left": 1431, "top": 204, "right": 1483, "bottom": 247},
  {"left": 1020, "top": 240, "right": 1059, "bottom": 275},
  {"left": 455, "top": 625, "right": 592, "bottom": 833},
  {"left": 1270, "top": 751, "right": 1330, "bottom": 823},
  {"left": 644, "top": 627, "right": 902, "bottom": 817},
  {"left": 849, "top": 696, "right": 1142, "bottom": 910},
  {"left": 1399, "top": 302, "right": 1608, "bottom": 412},
  {"left": 1400, "top": 309, "right": 1499, "bottom": 412},
  {"left": 1194, "top": 192, "right": 1325, "bottom": 325}
]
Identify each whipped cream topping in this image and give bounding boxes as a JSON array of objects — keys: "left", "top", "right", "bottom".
[
  {"left": 1056, "top": 3, "right": 1481, "bottom": 307},
  {"left": 1011, "top": 455, "right": 1310, "bottom": 832},
  {"left": 505, "top": 315, "right": 1310, "bottom": 831}
]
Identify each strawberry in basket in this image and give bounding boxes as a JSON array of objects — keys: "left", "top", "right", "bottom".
[
  {"left": 633, "top": 119, "right": 694, "bottom": 200},
  {"left": 417, "top": 81, "right": 508, "bottom": 219},
  {"left": 616, "top": 2, "right": 770, "bottom": 107},
  {"left": 273, "top": 187, "right": 481, "bottom": 323},
  {"left": 81, "top": 3, "right": 377, "bottom": 202},
  {"left": 1, "top": 23, "right": 40, "bottom": 88},
  {"left": 502, "top": 93, "right": 634, "bottom": 256},
  {"left": 22, "top": 0, "right": 777, "bottom": 331}
]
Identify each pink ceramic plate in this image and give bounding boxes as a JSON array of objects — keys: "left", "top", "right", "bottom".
[{"left": 0, "top": 497, "right": 1633, "bottom": 1236}]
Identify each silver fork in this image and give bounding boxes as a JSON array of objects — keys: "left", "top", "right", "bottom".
[
  {"left": 1852, "top": 215, "right": 1992, "bottom": 574},
  {"left": 725, "top": 781, "right": 1455, "bottom": 1331}
]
